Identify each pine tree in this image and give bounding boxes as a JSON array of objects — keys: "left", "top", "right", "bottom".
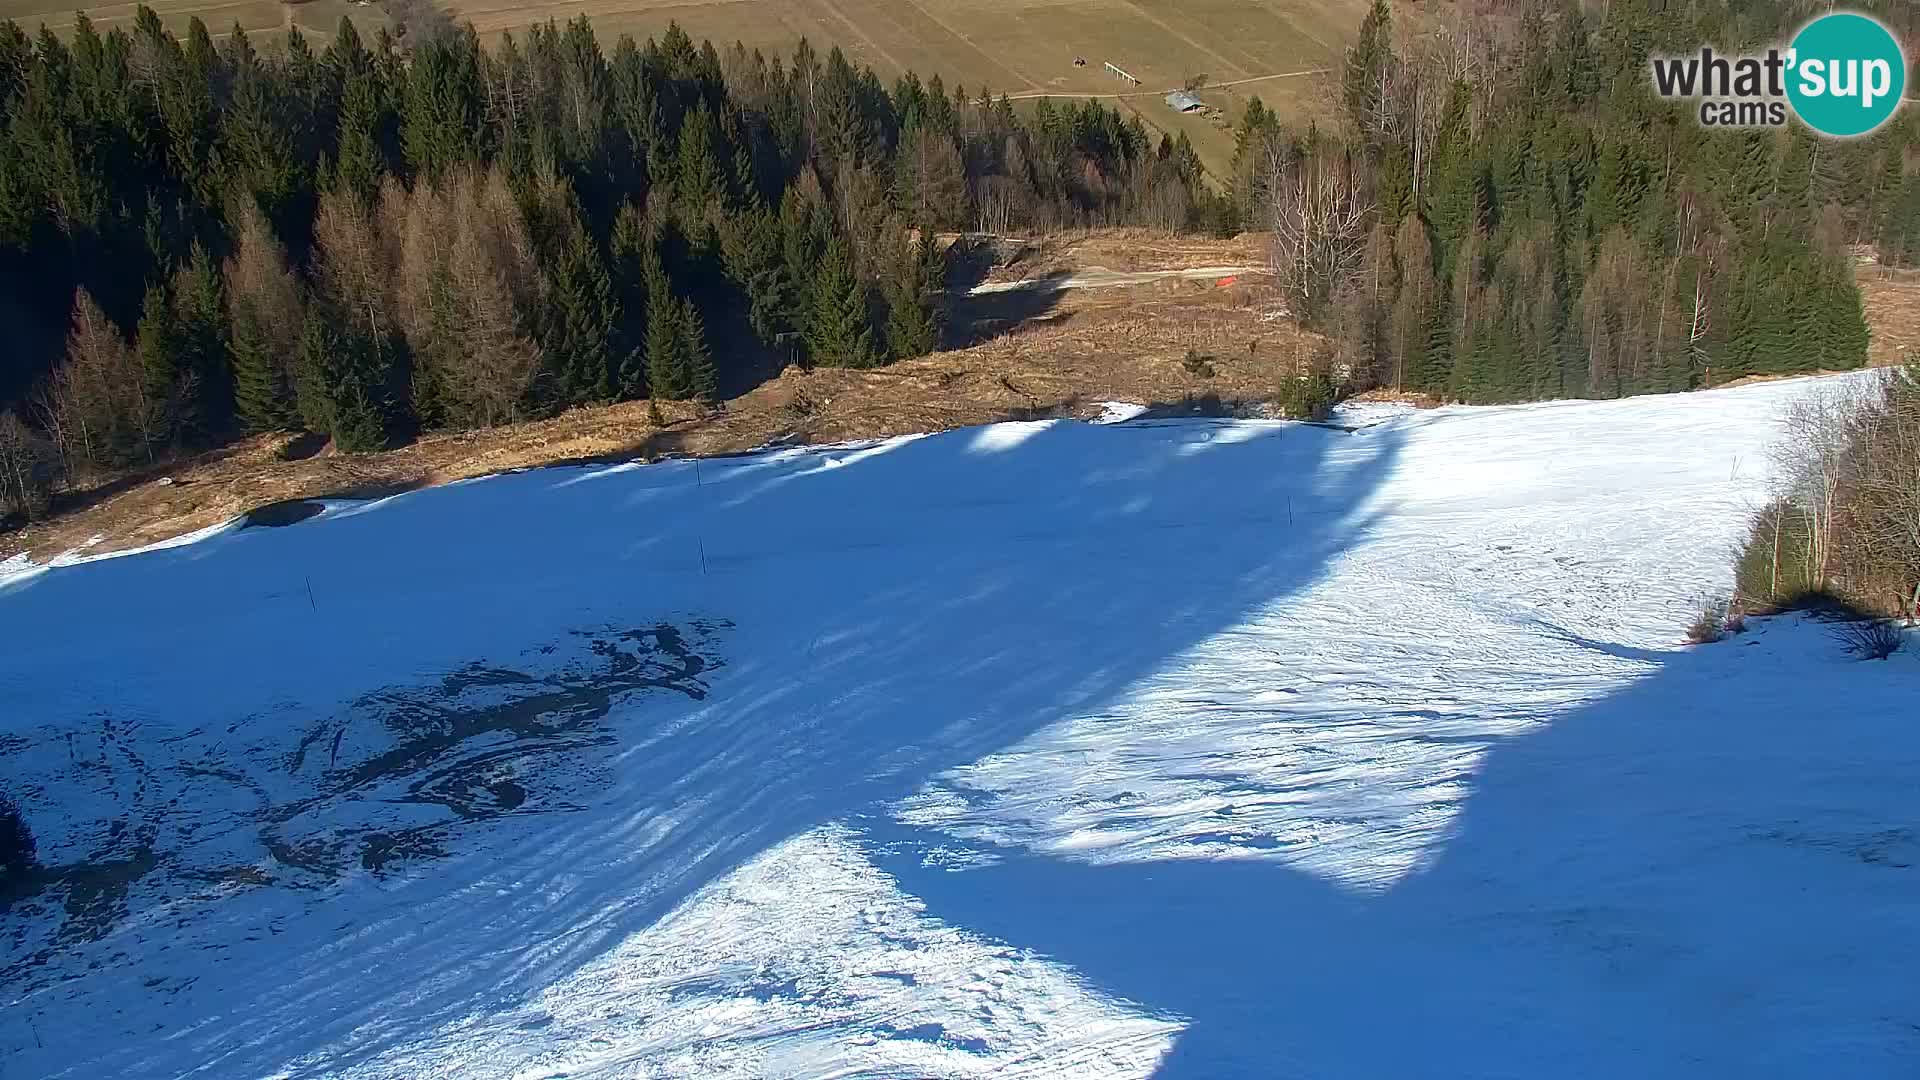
[
  {"left": 225, "top": 200, "right": 304, "bottom": 431},
  {"left": 296, "top": 308, "right": 388, "bottom": 451},
  {"left": 780, "top": 177, "right": 831, "bottom": 313},
  {"left": 609, "top": 204, "right": 652, "bottom": 397},
  {"left": 402, "top": 30, "right": 484, "bottom": 179},
  {"left": 541, "top": 212, "right": 618, "bottom": 405},
  {"left": 674, "top": 103, "right": 726, "bottom": 212},
  {"left": 805, "top": 236, "right": 875, "bottom": 368},
  {"left": 644, "top": 245, "right": 688, "bottom": 400},
  {"left": 219, "top": 39, "right": 301, "bottom": 234},
  {"left": 883, "top": 227, "right": 941, "bottom": 361},
  {"left": 681, "top": 297, "right": 716, "bottom": 402},
  {"left": 1342, "top": 0, "right": 1392, "bottom": 137},
  {"left": 172, "top": 245, "right": 231, "bottom": 440},
  {"left": 330, "top": 18, "right": 387, "bottom": 202},
  {"left": 229, "top": 309, "right": 288, "bottom": 432},
  {"left": 136, "top": 281, "right": 183, "bottom": 446},
  {"left": 721, "top": 201, "right": 795, "bottom": 346}
]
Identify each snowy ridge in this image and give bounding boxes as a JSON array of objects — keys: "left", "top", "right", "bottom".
[{"left": 3, "top": 373, "right": 1916, "bottom": 1078}]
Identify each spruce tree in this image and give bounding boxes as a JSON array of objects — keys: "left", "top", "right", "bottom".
[
  {"left": 681, "top": 297, "right": 717, "bottom": 402},
  {"left": 883, "top": 228, "right": 941, "bottom": 361},
  {"left": 1342, "top": 0, "right": 1392, "bottom": 137},
  {"left": 779, "top": 180, "right": 831, "bottom": 314},
  {"left": 721, "top": 201, "right": 795, "bottom": 345},
  {"left": 296, "top": 309, "right": 388, "bottom": 451},
  {"left": 643, "top": 246, "right": 688, "bottom": 400},
  {"left": 609, "top": 204, "right": 652, "bottom": 397},
  {"left": 229, "top": 307, "right": 289, "bottom": 432},
  {"left": 329, "top": 19, "right": 387, "bottom": 202},
  {"left": 136, "top": 282, "right": 182, "bottom": 446},
  {"left": 173, "top": 246, "right": 231, "bottom": 440},
  {"left": 805, "top": 236, "right": 875, "bottom": 369},
  {"left": 542, "top": 215, "right": 618, "bottom": 406}
]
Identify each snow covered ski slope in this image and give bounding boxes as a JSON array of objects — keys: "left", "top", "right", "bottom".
[{"left": 2, "top": 374, "right": 1917, "bottom": 1078}]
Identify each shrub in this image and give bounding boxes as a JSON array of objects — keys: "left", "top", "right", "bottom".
[
  {"left": 1278, "top": 370, "right": 1339, "bottom": 421},
  {"left": 1832, "top": 618, "right": 1905, "bottom": 660},
  {"left": 1180, "top": 349, "right": 1216, "bottom": 378},
  {"left": 1277, "top": 343, "right": 1341, "bottom": 422},
  {"left": 0, "top": 794, "right": 35, "bottom": 881},
  {"left": 1686, "top": 600, "right": 1728, "bottom": 644}
]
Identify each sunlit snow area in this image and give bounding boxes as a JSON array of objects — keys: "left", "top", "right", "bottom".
[{"left": 2, "top": 374, "right": 1917, "bottom": 1078}]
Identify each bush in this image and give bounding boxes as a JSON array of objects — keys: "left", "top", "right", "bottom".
[
  {"left": 0, "top": 794, "right": 35, "bottom": 881},
  {"left": 1277, "top": 343, "right": 1341, "bottom": 421},
  {"left": 1832, "top": 618, "right": 1905, "bottom": 660},
  {"left": 1686, "top": 600, "right": 1728, "bottom": 644},
  {"left": 1180, "top": 349, "right": 1216, "bottom": 378}
]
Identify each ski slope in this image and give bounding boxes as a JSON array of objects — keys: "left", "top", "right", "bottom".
[{"left": 2, "top": 374, "right": 1917, "bottom": 1078}]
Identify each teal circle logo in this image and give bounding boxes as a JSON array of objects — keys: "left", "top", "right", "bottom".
[{"left": 1786, "top": 13, "right": 1907, "bottom": 137}]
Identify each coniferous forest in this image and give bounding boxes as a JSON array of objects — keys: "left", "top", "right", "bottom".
[
  {"left": 0, "top": 0, "right": 1915, "bottom": 520},
  {"left": 1248, "top": 0, "right": 1919, "bottom": 404}
]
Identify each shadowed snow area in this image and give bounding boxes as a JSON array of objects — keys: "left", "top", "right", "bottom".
[{"left": 2, "top": 374, "right": 1917, "bottom": 1078}]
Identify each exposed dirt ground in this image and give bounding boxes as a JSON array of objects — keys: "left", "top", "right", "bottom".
[
  {"left": 1860, "top": 270, "right": 1920, "bottom": 368},
  {"left": 3, "top": 257, "right": 1307, "bottom": 561}
]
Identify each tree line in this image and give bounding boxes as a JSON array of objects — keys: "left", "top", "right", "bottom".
[
  {"left": 1250, "top": 0, "right": 1917, "bottom": 404},
  {"left": 0, "top": 10, "right": 1224, "bottom": 516},
  {"left": 2, "top": 0, "right": 1917, "bottom": 522}
]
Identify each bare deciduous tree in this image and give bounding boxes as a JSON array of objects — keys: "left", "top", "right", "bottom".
[
  {"left": 1838, "top": 372, "right": 1920, "bottom": 615},
  {"left": 394, "top": 165, "right": 544, "bottom": 428},
  {"left": 225, "top": 200, "right": 305, "bottom": 358},
  {"left": 48, "top": 289, "right": 151, "bottom": 472},
  {"left": 1778, "top": 382, "right": 1865, "bottom": 592},
  {"left": 1267, "top": 145, "right": 1373, "bottom": 325},
  {"left": 0, "top": 410, "right": 57, "bottom": 519}
]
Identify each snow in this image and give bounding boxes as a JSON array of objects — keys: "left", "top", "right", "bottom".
[
  {"left": 3, "top": 373, "right": 1918, "bottom": 1078},
  {"left": 1091, "top": 401, "right": 1148, "bottom": 425}
]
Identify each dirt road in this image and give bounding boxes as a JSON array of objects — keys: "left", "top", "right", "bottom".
[{"left": 966, "top": 265, "right": 1265, "bottom": 295}]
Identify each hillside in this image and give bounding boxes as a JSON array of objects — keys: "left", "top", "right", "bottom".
[
  {"left": 0, "top": 234, "right": 1291, "bottom": 563},
  {"left": 5, "top": 236, "right": 1914, "bottom": 567},
  {"left": 3, "top": 372, "right": 1917, "bottom": 1077}
]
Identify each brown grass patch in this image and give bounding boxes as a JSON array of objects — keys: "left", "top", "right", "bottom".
[
  {"left": 2, "top": 271, "right": 1319, "bottom": 562},
  {"left": 1860, "top": 270, "right": 1920, "bottom": 368}
]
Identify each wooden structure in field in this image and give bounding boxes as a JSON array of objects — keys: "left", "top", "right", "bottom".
[{"left": 1104, "top": 61, "right": 1140, "bottom": 86}]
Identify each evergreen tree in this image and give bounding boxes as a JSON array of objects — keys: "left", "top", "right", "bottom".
[
  {"left": 609, "top": 203, "right": 652, "bottom": 397},
  {"left": 541, "top": 211, "right": 618, "bottom": 405},
  {"left": 720, "top": 200, "right": 795, "bottom": 346},
  {"left": 229, "top": 308, "right": 287, "bottom": 432},
  {"left": 883, "top": 227, "right": 941, "bottom": 361},
  {"left": 1341, "top": 0, "right": 1392, "bottom": 138},
  {"left": 804, "top": 236, "right": 875, "bottom": 368},
  {"left": 681, "top": 297, "right": 716, "bottom": 402},
  {"left": 779, "top": 176, "right": 831, "bottom": 313},
  {"left": 172, "top": 245, "right": 230, "bottom": 440},
  {"left": 135, "top": 281, "right": 183, "bottom": 445},
  {"left": 643, "top": 243, "right": 689, "bottom": 399},
  {"left": 296, "top": 308, "right": 388, "bottom": 451},
  {"left": 329, "top": 18, "right": 388, "bottom": 202}
]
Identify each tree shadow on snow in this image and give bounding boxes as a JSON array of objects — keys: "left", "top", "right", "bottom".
[
  {"left": 871, "top": 615, "right": 1920, "bottom": 1078},
  {"left": 0, "top": 410, "right": 1406, "bottom": 1075}
]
